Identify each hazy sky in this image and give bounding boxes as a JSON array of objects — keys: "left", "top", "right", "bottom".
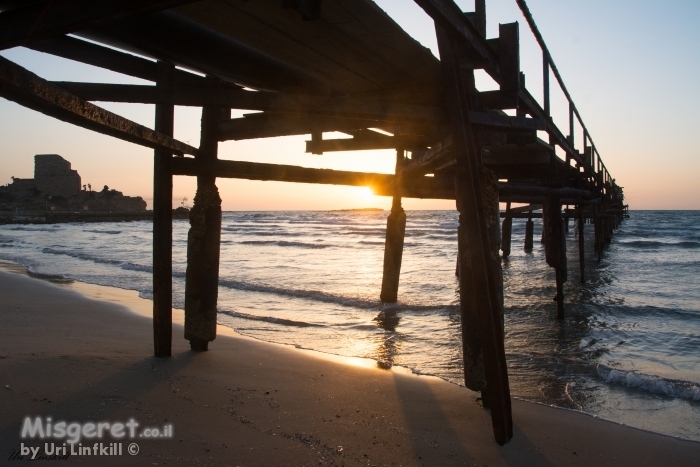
[{"left": 1, "top": 0, "right": 698, "bottom": 210}]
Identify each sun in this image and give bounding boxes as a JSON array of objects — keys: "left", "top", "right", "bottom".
[{"left": 358, "top": 186, "right": 376, "bottom": 204}]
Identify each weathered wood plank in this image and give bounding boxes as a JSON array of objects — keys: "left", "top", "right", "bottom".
[
  {"left": 78, "top": 11, "right": 335, "bottom": 96},
  {"left": 184, "top": 99, "right": 224, "bottom": 351},
  {"left": 220, "top": 113, "right": 388, "bottom": 141},
  {"left": 436, "top": 24, "right": 512, "bottom": 445},
  {"left": 306, "top": 133, "right": 428, "bottom": 153},
  {"left": 505, "top": 203, "right": 542, "bottom": 215},
  {"left": 0, "top": 56, "right": 198, "bottom": 155},
  {"left": 0, "top": 0, "right": 200, "bottom": 50},
  {"left": 153, "top": 61, "right": 174, "bottom": 358},
  {"left": 415, "top": 0, "right": 500, "bottom": 80},
  {"left": 27, "top": 36, "right": 205, "bottom": 87},
  {"left": 175, "top": 0, "right": 442, "bottom": 95},
  {"left": 380, "top": 149, "right": 407, "bottom": 303},
  {"left": 54, "top": 82, "right": 448, "bottom": 124}
]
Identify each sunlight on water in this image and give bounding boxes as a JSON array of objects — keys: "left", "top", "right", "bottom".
[{"left": 1, "top": 210, "right": 699, "bottom": 440}]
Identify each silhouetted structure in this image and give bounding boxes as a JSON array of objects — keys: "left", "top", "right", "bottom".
[
  {"left": 0, "top": 154, "right": 146, "bottom": 213},
  {"left": 0, "top": 0, "right": 626, "bottom": 444}
]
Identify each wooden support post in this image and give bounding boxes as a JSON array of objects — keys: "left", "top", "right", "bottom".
[
  {"left": 380, "top": 149, "right": 407, "bottom": 303},
  {"left": 543, "top": 198, "right": 566, "bottom": 319},
  {"left": 153, "top": 61, "right": 174, "bottom": 358},
  {"left": 436, "top": 25, "right": 512, "bottom": 445},
  {"left": 501, "top": 202, "right": 512, "bottom": 258},
  {"left": 524, "top": 215, "right": 534, "bottom": 251},
  {"left": 594, "top": 205, "right": 602, "bottom": 261},
  {"left": 578, "top": 207, "right": 585, "bottom": 284},
  {"left": 184, "top": 97, "right": 225, "bottom": 351}
]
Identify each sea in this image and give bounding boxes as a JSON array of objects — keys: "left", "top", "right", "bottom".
[{"left": 1, "top": 210, "right": 699, "bottom": 441}]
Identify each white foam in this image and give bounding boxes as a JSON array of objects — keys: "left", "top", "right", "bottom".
[{"left": 598, "top": 365, "right": 700, "bottom": 401}]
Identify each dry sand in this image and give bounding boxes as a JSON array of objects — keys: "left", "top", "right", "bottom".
[{"left": 0, "top": 263, "right": 698, "bottom": 466}]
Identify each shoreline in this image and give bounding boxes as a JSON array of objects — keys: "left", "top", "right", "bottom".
[
  {"left": 1, "top": 259, "right": 697, "bottom": 445},
  {"left": 0, "top": 261, "right": 699, "bottom": 465}
]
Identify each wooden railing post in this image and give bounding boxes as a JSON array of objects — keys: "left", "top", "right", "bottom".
[{"left": 543, "top": 53, "right": 550, "bottom": 117}]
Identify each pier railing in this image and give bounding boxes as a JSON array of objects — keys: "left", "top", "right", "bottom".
[{"left": 514, "top": 0, "right": 616, "bottom": 199}]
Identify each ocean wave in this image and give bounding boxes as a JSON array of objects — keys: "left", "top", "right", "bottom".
[
  {"left": 338, "top": 228, "right": 386, "bottom": 236},
  {"left": 26, "top": 267, "right": 73, "bottom": 284},
  {"left": 83, "top": 229, "right": 122, "bottom": 235},
  {"left": 620, "top": 240, "right": 700, "bottom": 249},
  {"left": 218, "top": 278, "right": 378, "bottom": 309},
  {"left": 597, "top": 365, "right": 700, "bottom": 401},
  {"left": 5, "top": 226, "right": 57, "bottom": 232},
  {"left": 222, "top": 227, "right": 299, "bottom": 237},
  {"left": 218, "top": 309, "right": 324, "bottom": 328},
  {"left": 240, "top": 240, "right": 330, "bottom": 249},
  {"left": 121, "top": 262, "right": 153, "bottom": 273},
  {"left": 218, "top": 277, "right": 457, "bottom": 313},
  {"left": 42, "top": 247, "right": 122, "bottom": 265}
]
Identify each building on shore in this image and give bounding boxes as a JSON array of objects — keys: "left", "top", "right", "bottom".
[{"left": 0, "top": 154, "right": 146, "bottom": 214}]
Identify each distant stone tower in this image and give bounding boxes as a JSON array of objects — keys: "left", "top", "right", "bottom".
[{"left": 34, "top": 154, "right": 81, "bottom": 197}]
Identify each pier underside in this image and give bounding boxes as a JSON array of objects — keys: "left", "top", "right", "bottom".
[{"left": 0, "top": 0, "right": 626, "bottom": 445}]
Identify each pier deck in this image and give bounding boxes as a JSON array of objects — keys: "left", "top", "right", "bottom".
[{"left": 0, "top": 0, "right": 626, "bottom": 444}]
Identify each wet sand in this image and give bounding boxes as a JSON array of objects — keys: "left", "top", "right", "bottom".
[{"left": 0, "top": 264, "right": 698, "bottom": 466}]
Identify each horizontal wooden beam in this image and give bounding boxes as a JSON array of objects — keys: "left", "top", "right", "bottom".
[
  {"left": 0, "top": 0, "right": 199, "bottom": 50},
  {"left": 77, "top": 10, "right": 336, "bottom": 96},
  {"left": 305, "top": 133, "right": 430, "bottom": 153},
  {"left": 171, "top": 157, "right": 594, "bottom": 204},
  {"left": 500, "top": 212, "right": 542, "bottom": 219},
  {"left": 53, "top": 82, "right": 448, "bottom": 125},
  {"left": 173, "top": 157, "right": 390, "bottom": 187},
  {"left": 302, "top": 113, "right": 544, "bottom": 153},
  {"left": 498, "top": 184, "right": 592, "bottom": 199},
  {"left": 479, "top": 90, "right": 518, "bottom": 109},
  {"left": 53, "top": 82, "right": 546, "bottom": 133},
  {"left": 403, "top": 135, "right": 453, "bottom": 175},
  {"left": 171, "top": 158, "right": 454, "bottom": 199},
  {"left": 0, "top": 56, "right": 198, "bottom": 155},
  {"left": 27, "top": 36, "right": 205, "bottom": 87},
  {"left": 507, "top": 203, "right": 542, "bottom": 214},
  {"left": 282, "top": 0, "right": 322, "bottom": 21},
  {"left": 218, "top": 113, "right": 403, "bottom": 142}
]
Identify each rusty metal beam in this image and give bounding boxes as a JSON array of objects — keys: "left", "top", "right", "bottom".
[{"left": 0, "top": 55, "right": 198, "bottom": 155}]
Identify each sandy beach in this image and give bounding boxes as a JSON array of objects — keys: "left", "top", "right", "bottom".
[{"left": 0, "top": 263, "right": 698, "bottom": 466}]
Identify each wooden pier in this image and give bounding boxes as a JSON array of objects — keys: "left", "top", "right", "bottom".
[{"left": 0, "top": 0, "right": 625, "bottom": 445}]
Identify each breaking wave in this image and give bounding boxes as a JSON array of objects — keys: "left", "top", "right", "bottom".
[{"left": 597, "top": 365, "right": 700, "bottom": 401}]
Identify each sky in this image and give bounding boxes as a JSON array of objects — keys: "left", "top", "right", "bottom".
[{"left": 1, "top": 0, "right": 698, "bottom": 210}]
